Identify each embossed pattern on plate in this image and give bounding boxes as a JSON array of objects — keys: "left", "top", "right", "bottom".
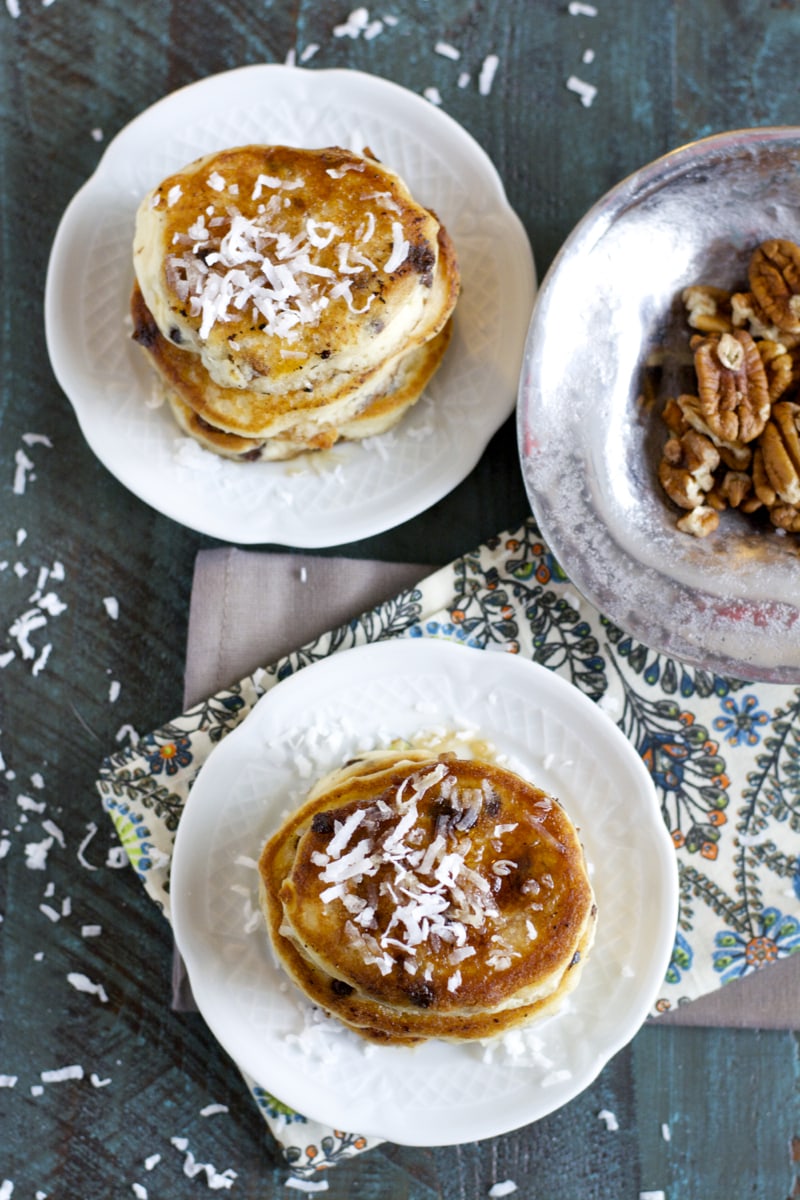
[
  {"left": 170, "top": 640, "right": 678, "bottom": 1146},
  {"left": 45, "top": 65, "right": 535, "bottom": 545}
]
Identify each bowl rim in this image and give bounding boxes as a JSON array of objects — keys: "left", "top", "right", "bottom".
[
  {"left": 540, "top": 124, "right": 800, "bottom": 291},
  {"left": 517, "top": 125, "right": 800, "bottom": 683}
]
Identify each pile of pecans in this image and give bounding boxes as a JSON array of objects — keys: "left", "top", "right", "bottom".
[{"left": 657, "top": 238, "right": 800, "bottom": 537}]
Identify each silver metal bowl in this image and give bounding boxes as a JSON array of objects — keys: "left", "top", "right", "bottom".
[{"left": 518, "top": 127, "right": 800, "bottom": 683}]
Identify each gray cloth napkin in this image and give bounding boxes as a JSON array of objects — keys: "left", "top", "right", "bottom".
[{"left": 177, "top": 546, "right": 800, "bottom": 1029}]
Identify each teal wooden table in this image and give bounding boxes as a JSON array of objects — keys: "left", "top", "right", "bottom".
[{"left": 1, "top": 2, "right": 798, "bottom": 1197}]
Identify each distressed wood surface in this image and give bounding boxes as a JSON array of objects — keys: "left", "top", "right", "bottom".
[{"left": 1, "top": 2, "right": 799, "bottom": 1197}]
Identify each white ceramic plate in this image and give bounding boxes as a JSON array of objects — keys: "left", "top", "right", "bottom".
[
  {"left": 171, "top": 639, "right": 678, "bottom": 1146},
  {"left": 44, "top": 65, "right": 535, "bottom": 546}
]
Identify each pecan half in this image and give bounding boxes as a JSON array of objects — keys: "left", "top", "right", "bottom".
[
  {"left": 730, "top": 290, "right": 788, "bottom": 342},
  {"left": 676, "top": 505, "right": 720, "bottom": 538},
  {"left": 769, "top": 502, "right": 800, "bottom": 532},
  {"left": 692, "top": 329, "right": 771, "bottom": 444},
  {"left": 706, "top": 470, "right": 762, "bottom": 513},
  {"left": 676, "top": 394, "right": 752, "bottom": 469},
  {"left": 658, "top": 429, "right": 719, "bottom": 509},
  {"left": 751, "top": 445, "right": 776, "bottom": 507},
  {"left": 759, "top": 400, "right": 800, "bottom": 505},
  {"left": 757, "top": 339, "right": 794, "bottom": 401},
  {"left": 682, "top": 285, "right": 732, "bottom": 333},
  {"left": 717, "top": 469, "right": 754, "bottom": 509},
  {"left": 749, "top": 239, "right": 800, "bottom": 334},
  {"left": 661, "top": 396, "right": 689, "bottom": 436}
]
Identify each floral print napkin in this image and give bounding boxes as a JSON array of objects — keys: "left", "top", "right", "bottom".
[{"left": 96, "top": 516, "right": 800, "bottom": 1176}]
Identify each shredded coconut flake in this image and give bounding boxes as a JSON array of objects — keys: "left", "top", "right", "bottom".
[
  {"left": 31, "top": 643, "right": 52, "bottom": 676},
  {"left": 200, "top": 1103, "right": 229, "bottom": 1117},
  {"left": 598, "top": 1108, "right": 619, "bottom": 1131},
  {"left": 488, "top": 1184, "right": 518, "bottom": 1198},
  {"left": 115, "top": 724, "right": 139, "bottom": 747},
  {"left": 479, "top": 54, "right": 499, "bottom": 95},
  {"left": 333, "top": 7, "right": 369, "bottom": 37},
  {"left": 42, "top": 819, "right": 64, "bottom": 847},
  {"left": 41, "top": 1064, "right": 84, "bottom": 1083},
  {"left": 77, "top": 822, "right": 99, "bottom": 870},
  {"left": 37, "top": 592, "right": 66, "bottom": 616},
  {"left": 67, "top": 973, "right": 109, "bottom": 1003},
  {"left": 566, "top": 75, "right": 598, "bottom": 106},
  {"left": 9, "top": 610, "right": 46, "bottom": 659},
  {"left": 435, "top": 41, "right": 460, "bottom": 59},
  {"left": 13, "top": 449, "right": 34, "bottom": 494},
  {"left": 25, "top": 836, "right": 54, "bottom": 870},
  {"left": 170, "top": 1138, "right": 237, "bottom": 1190},
  {"left": 326, "top": 163, "right": 366, "bottom": 179},
  {"left": 327, "top": 808, "right": 367, "bottom": 858},
  {"left": 384, "top": 221, "right": 410, "bottom": 272},
  {"left": 17, "top": 793, "right": 45, "bottom": 814}
]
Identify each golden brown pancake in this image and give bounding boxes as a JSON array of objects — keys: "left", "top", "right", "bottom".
[
  {"left": 165, "top": 393, "right": 338, "bottom": 461},
  {"left": 133, "top": 144, "right": 459, "bottom": 395},
  {"left": 131, "top": 282, "right": 453, "bottom": 456},
  {"left": 258, "top": 750, "right": 596, "bottom": 1045}
]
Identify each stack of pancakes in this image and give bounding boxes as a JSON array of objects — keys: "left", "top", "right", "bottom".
[
  {"left": 130, "top": 144, "right": 460, "bottom": 461},
  {"left": 258, "top": 749, "right": 597, "bottom": 1045}
]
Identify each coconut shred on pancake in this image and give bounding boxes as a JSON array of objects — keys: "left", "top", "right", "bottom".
[
  {"left": 133, "top": 144, "right": 459, "bottom": 393},
  {"left": 258, "top": 749, "right": 597, "bottom": 1046}
]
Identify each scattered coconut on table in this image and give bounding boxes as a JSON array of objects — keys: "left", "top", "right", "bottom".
[
  {"left": 566, "top": 74, "right": 597, "bottom": 106},
  {"left": 598, "top": 1108, "right": 620, "bottom": 1131},
  {"left": 67, "top": 972, "right": 109, "bottom": 1003}
]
